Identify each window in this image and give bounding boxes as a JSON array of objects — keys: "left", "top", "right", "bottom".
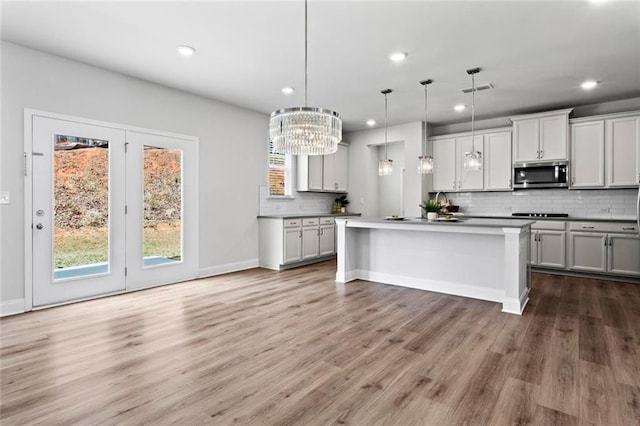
[{"left": 268, "top": 140, "right": 293, "bottom": 197}]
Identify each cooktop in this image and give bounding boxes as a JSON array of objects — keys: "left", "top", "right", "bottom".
[{"left": 512, "top": 212, "right": 569, "bottom": 218}]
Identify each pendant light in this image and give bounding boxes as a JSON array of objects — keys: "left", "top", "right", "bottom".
[
  {"left": 463, "top": 67, "right": 482, "bottom": 171},
  {"left": 378, "top": 89, "right": 393, "bottom": 176},
  {"left": 269, "top": 0, "right": 342, "bottom": 155},
  {"left": 418, "top": 79, "right": 434, "bottom": 174}
]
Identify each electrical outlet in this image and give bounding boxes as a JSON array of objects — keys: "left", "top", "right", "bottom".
[
  {"left": 600, "top": 207, "right": 610, "bottom": 213},
  {"left": 0, "top": 191, "right": 9, "bottom": 204}
]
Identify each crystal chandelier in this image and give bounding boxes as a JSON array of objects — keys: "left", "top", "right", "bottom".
[
  {"left": 269, "top": 0, "right": 342, "bottom": 155},
  {"left": 418, "top": 79, "right": 434, "bottom": 174},
  {"left": 378, "top": 89, "right": 393, "bottom": 176},
  {"left": 463, "top": 67, "right": 482, "bottom": 171}
]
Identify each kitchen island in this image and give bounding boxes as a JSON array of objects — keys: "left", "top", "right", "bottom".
[{"left": 334, "top": 217, "right": 535, "bottom": 315}]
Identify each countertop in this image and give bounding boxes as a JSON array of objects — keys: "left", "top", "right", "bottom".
[
  {"left": 466, "top": 214, "right": 637, "bottom": 223},
  {"left": 257, "top": 213, "right": 362, "bottom": 219},
  {"left": 337, "top": 216, "right": 535, "bottom": 229}
]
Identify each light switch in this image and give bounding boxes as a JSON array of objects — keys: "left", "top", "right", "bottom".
[{"left": 0, "top": 191, "right": 9, "bottom": 204}]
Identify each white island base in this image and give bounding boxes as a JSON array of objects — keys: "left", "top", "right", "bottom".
[{"left": 335, "top": 218, "right": 533, "bottom": 315}]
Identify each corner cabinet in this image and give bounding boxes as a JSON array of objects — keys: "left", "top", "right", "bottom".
[
  {"left": 298, "top": 144, "right": 348, "bottom": 193},
  {"left": 259, "top": 216, "right": 341, "bottom": 270},
  {"left": 569, "top": 112, "right": 640, "bottom": 189},
  {"left": 511, "top": 108, "right": 572, "bottom": 163},
  {"left": 431, "top": 128, "right": 512, "bottom": 192}
]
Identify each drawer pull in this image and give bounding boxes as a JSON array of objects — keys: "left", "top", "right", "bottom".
[
  {"left": 622, "top": 227, "right": 636, "bottom": 231},
  {"left": 582, "top": 226, "right": 594, "bottom": 229}
]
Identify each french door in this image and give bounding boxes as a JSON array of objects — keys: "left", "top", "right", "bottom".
[{"left": 30, "top": 113, "right": 197, "bottom": 307}]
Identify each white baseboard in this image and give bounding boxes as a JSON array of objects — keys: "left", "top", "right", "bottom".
[
  {"left": 502, "top": 287, "right": 529, "bottom": 315},
  {"left": 199, "top": 258, "right": 259, "bottom": 278},
  {"left": 1, "top": 299, "right": 25, "bottom": 317},
  {"left": 353, "top": 270, "right": 504, "bottom": 304}
]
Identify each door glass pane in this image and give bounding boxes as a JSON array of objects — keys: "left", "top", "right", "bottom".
[
  {"left": 143, "top": 145, "right": 182, "bottom": 267},
  {"left": 53, "top": 135, "right": 109, "bottom": 280}
]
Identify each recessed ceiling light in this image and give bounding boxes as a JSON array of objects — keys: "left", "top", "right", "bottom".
[
  {"left": 281, "top": 87, "right": 295, "bottom": 95},
  {"left": 454, "top": 104, "right": 466, "bottom": 112},
  {"left": 389, "top": 52, "right": 408, "bottom": 63},
  {"left": 366, "top": 119, "right": 376, "bottom": 127},
  {"left": 176, "top": 45, "right": 196, "bottom": 57},
  {"left": 581, "top": 80, "right": 598, "bottom": 90}
]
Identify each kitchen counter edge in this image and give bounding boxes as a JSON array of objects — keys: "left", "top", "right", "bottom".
[{"left": 257, "top": 213, "right": 362, "bottom": 219}]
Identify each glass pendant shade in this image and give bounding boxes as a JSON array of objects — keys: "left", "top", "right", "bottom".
[
  {"left": 418, "top": 155, "right": 434, "bottom": 173},
  {"left": 269, "top": 107, "right": 341, "bottom": 155},
  {"left": 463, "top": 150, "right": 482, "bottom": 171},
  {"left": 378, "top": 159, "right": 393, "bottom": 176}
]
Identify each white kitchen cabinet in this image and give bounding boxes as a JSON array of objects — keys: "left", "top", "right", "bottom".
[
  {"left": 298, "top": 143, "right": 348, "bottom": 193},
  {"left": 456, "top": 135, "right": 484, "bottom": 191},
  {"left": 570, "top": 121, "right": 605, "bottom": 188},
  {"left": 483, "top": 131, "right": 512, "bottom": 191},
  {"left": 606, "top": 115, "right": 640, "bottom": 187},
  {"left": 302, "top": 218, "right": 320, "bottom": 260},
  {"left": 432, "top": 137, "right": 457, "bottom": 192},
  {"left": 530, "top": 221, "right": 566, "bottom": 269},
  {"left": 283, "top": 226, "right": 303, "bottom": 264},
  {"left": 568, "top": 221, "right": 640, "bottom": 276},
  {"left": 608, "top": 233, "right": 640, "bottom": 275},
  {"left": 323, "top": 144, "right": 348, "bottom": 192},
  {"left": 512, "top": 109, "right": 572, "bottom": 162},
  {"left": 319, "top": 217, "right": 335, "bottom": 257}
]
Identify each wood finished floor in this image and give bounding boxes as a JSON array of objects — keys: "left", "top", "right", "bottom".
[{"left": 2, "top": 261, "right": 640, "bottom": 425}]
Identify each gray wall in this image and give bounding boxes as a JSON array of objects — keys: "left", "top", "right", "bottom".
[{"left": 1, "top": 42, "right": 268, "bottom": 309}]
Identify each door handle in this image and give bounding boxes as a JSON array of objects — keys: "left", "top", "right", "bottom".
[
  {"left": 622, "top": 227, "right": 636, "bottom": 231},
  {"left": 582, "top": 226, "right": 594, "bottom": 229},
  {"left": 299, "top": 230, "right": 302, "bottom": 238},
  {"left": 36, "top": 223, "right": 44, "bottom": 230}
]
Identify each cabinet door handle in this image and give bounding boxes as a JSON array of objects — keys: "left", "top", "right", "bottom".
[
  {"left": 536, "top": 150, "right": 540, "bottom": 159},
  {"left": 508, "top": 178, "right": 511, "bottom": 188},
  {"left": 622, "top": 227, "right": 636, "bottom": 231},
  {"left": 604, "top": 237, "right": 608, "bottom": 246},
  {"left": 539, "top": 150, "right": 543, "bottom": 158},
  {"left": 299, "top": 230, "right": 302, "bottom": 238},
  {"left": 452, "top": 181, "right": 456, "bottom": 190},
  {"left": 582, "top": 226, "right": 594, "bottom": 229},
  {"left": 320, "top": 228, "right": 324, "bottom": 236},
  {"left": 571, "top": 177, "right": 575, "bottom": 185}
]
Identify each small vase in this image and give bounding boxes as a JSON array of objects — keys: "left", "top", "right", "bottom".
[
  {"left": 427, "top": 212, "right": 438, "bottom": 221},
  {"left": 340, "top": 207, "right": 346, "bottom": 213}
]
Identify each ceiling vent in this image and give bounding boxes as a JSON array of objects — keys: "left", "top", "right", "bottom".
[{"left": 460, "top": 83, "right": 493, "bottom": 94}]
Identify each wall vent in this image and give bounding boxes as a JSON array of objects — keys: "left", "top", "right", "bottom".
[{"left": 460, "top": 83, "right": 493, "bottom": 93}]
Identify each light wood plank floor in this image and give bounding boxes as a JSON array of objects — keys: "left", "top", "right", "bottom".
[{"left": 2, "top": 261, "right": 640, "bottom": 425}]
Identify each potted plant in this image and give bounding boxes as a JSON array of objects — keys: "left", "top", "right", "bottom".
[
  {"left": 420, "top": 199, "right": 440, "bottom": 221},
  {"left": 334, "top": 195, "right": 350, "bottom": 213}
]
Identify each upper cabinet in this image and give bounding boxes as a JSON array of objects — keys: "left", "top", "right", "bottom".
[
  {"left": 511, "top": 108, "right": 572, "bottom": 163},
  {"left": 570, "top": 113, "right": 640, "bottom": 189},
  {"left": 431, "top": 128, "right": 511, "bottom": 193},
  {"left": 484, "top": 131, "right": 513, "bottom": 191},
  {"left": 607, "top": 115, "right": 640, "bottom": 187},
  {"left": 297, "top": 143, "right": 348, "bottom": 193}
]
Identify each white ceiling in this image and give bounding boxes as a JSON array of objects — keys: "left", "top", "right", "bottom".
[{"left": 2, "top": 1, "right": 640, "bottom": 132}]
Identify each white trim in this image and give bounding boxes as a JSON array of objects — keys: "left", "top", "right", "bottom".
[
  {"left": 199, "top": 259, "right": 259, "bottom": 278},
  {"left": 502, "top": 287, "right": 530, "bottom": 315},
  {"left": 569, "top": 110, "right": 640, "bottom": 124},
  {"left": 23, "top": 108, "right": 199, "bottom": 313},
  {"left": 428, "top": 126, "right": 513, "bottom": 142},
  {"left": 1, "top": 299, "right": 26, "bottom": 317},
  {"left": 353, "top": 270, "right": 504, "bottom": 304},
  {"left": 509, "top": 108, "right": 574, "bottom": 122}
]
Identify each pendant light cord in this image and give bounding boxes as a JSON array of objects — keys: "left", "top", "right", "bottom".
[
  {"left": 423, "top": 84, "right": 428, "bottom": 155},
  {"left": 304, "top": 0, "right": 308, "bottom": 107},
  {"left": 471, "top": 72, "right": 475, "bottom": 150},
  {"left": 384, "top": 92, "right": 388, "bottom": 160}
]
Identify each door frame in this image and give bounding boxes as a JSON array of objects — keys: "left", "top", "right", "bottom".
[{"left": 24, "top": 108, "right": 199, "bottom": 311}]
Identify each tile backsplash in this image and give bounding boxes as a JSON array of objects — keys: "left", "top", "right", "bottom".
[
  {"left": 445, "top": 188, "right": 638, "bottom": 219},
  {"left": 258, "top": 186, "right": 338, "bottom": 216}
]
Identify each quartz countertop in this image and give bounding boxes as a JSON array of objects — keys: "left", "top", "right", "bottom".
[
  {"left": 258, "top": 213, "right": 362, "bottom": 219},
  {"left": 337, "top": 216, "right": 535, "bottom": 229},
  {"left": 465, "top": 214, "right": 637, "bottom": 223}
]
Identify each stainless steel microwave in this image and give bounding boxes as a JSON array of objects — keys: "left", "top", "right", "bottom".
[{"left": 512, "top": 161, "right": 568, "bottom": 189}]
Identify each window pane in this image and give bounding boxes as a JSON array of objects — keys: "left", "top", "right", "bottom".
[
  {"left": 53, "top": 134, "right": 110, "bottom": 280},
  {"left": 143, "top": 146, "right": 182, "bottom": 267},
  {"left": 268, "top": 140, "right": 290, "bottom": 196}
]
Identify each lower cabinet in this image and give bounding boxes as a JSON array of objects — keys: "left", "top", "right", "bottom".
[
  {"left": 530, "top": 221, "right": 566, "bottom": 269},
  {"left": 259, "top": 216, "right": 337, "bottom": 270},
  {"left": 568, "top": 222, "right": 640, "bottom": 276}
]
